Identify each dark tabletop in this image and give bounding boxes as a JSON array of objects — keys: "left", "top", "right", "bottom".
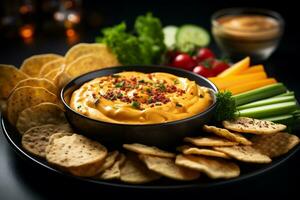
[{"left": 1, "top": 1, "right": 300, "bottom": 199}]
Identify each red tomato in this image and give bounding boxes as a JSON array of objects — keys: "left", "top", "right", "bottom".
[
  {"left": 172, "top": 53, "right": 196, "bottom": 71},
  {"left": 196, "top": 48, "right": 215, "bottom": 63},
  {"left": 193, "top": 65, "right": 215, "bottom": 77},
  {"left": 211, "top": 60, "right": 230, "bottom": 75}
]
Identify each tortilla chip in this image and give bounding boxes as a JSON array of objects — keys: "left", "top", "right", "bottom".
[
  {"left": 46, "top": 134, "right": 107, "bottom": 177},
  {"left": 65, "top": 54, "right": 118, "bottom": 78},
  {"left": 53, "top": 71, "right": 72, "bottom": 91},
  {"left": 96, "top": 151, "right": 119, "bottom": 174},
  {"left": 64, "top": 43, "right": 119, "bottom": 65},
  {"left": 0, "top": 64, "right": 29, "bottom": 99},
  {"left": 177, "top": 145, "right": 231, "bottom": 159},
  {"left": 12, "top": 78, "right": 58, "bottom": 95},
  {"left": 0, "top": 99, "right": 7, "bottom": 114},
  {"left": 20, "top": 54, "right": 63, "bottom": 77},
  {"left": 214, "top": 146, "right": 272, "bottom": 163},
  {"left": 175, "top": 154, "right": 240, "bottom": 179},
  {"left": 7, "top": 86, "right": 58, "bottom": 124},
  {"left": 139, "top": 154, "right": 201, "bottom": 181},
  {"left": 123, "top": 143, "right": 175, "bottom": 158},
  {"left": 39, "top": 58, "right": 65, "bottom": 77},
  {"left": 251, "top": 132, "right": 300, "bottom": 158},
  {"left": 44, "top": 68, "right": 62, "bottom": 82},
  {"left": 184, "top": 136, "right": 238, "bottom": 147},
  {"left": 120, "top": 154, "right": 161, "bottom": 184},
  {"left": 99, "top": 153, "right": 126, "bottom": 180},
  {"left": 22, "top": 124, "right": 72, "bottom": 158},
  {"left": 203, "top": 125, "right": 252, "bottom": 145},
  {"left": 16, "top": 102, "right": 67, "bottom": 134},
  {"left": 223, "top": 117, "right": 286, "bottom": 135}
]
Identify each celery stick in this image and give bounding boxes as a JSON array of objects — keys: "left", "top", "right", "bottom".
[
  {"left": 233, "top": 83, "right": 286, "bottom": 106},
  {"left": 237, "top": 96, "right": 295, "bottom": 110},
  {"left": 272, "top": 91, "right": 294, "bottom": 98},
  {"left": 235, "top": 101, "right": 298, "bottom": 118},
  {"left": 262, "top": 114, "right": 294, "bottom": 124}
]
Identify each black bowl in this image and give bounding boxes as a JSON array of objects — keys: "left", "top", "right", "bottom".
[{"left": 61, "top": 65, "right": 218, "bottom": 148}]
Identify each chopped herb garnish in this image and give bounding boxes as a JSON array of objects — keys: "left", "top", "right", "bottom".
[
  {"left": 176, "top": 102, "right": 182, "bottom": 107},
  {"left": 146, "top": 88, "right": 152, "bottom": 94},
  {"left": 147, "top": 97, "right": 153, "bottom": 104},
  {"left": 111, "top": 74, "right": 121, "bottom": 78},
  {"left": 131, "top": 101, "right": 140, "bottom": 109},
  {"left": 117, "top": 93, "right": 123, "bottom": 98},
  {"left": 115, "top": 81, "right": 125, "bottom": 88},
  {"left": 174, "top": 79, "right": 179, "bottom": 84},
  {"left": 155, "top": 103, "right": 162, "bottom": 106},
  {"left": 77, "top": 105, "right": 82, "bottom": 109},
  {"left": 138, "top": 79, "right": 145, "bottom": 83},
  {"left": 157, "top": 83, "right": 166, "bottom": 92}
]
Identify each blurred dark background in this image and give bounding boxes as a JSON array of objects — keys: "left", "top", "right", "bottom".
[{"left": 0, "top": 0, "right": 299, "bottom": 199}]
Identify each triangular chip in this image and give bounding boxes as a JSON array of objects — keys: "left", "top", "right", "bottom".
[
  {"left": 139, "top": 154, "right": 201, "bottom": 181},
  {"left": 175, "top": 154, "right": 240, "bottom": 179},
  {"left": 7, "top": 86, "right": 58, "bottom": 124},
  {"left": 203, "top": 125, "right": 252, "bottom": 145},
  {"left": 0, "top": 64, "right": 28, "bottom": 99},
  {"left": 251, "top": 132, "right": 300, "bottom": 158},
  {"left": 123, "top": 143, "right": 175, "bottom": 158},
  {"left": 223, "top": 117, "right": 286, "bottom": 135},
  {"left": 16, "top": 102, "right": 67, "bottom": 134},
  {"left": 20, "top": 54, "right": 63, "bottom": 77},
  {"left": 213, "top": 146, "right": 271, "bottom": 163},
  {"left": 184, "top": 136, "right": 238, "bottom": 147}
]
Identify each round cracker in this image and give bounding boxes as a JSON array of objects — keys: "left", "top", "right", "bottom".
[
  {"left": 39, "top": 58, "right": 65, "bottom": 77},
  {"left": 213, "top": 146, "right": 272, "bottom": 163},
  {"left": 175, "top": 154, "right": 240, "bottom": 179},
  {"left": 22, "top": 124, "right": 73, "bottom": 158},
  {"left": 16, "top": 102, "right": 67, "bottom": 134},
  {"left": 7, "top": 86, "right": 58, "bottom": 124},
  {"left": 65, "top": 54, "right": 118, "bottom": 78},
  {"left": 139, "top": 154, "right": 201, "bottom": 181},
  {"left": 222, "top": 117, "right": 286, "bottom": 135},
  {"left": 120, "top": 154, "right": 161, "bottom": 184},
  {"left": 64, "top": 43, "right": 119, "bottom": 65},
  {"left": 98, "top": 153, "right": 126, "bottom": 180},
  {"left": 177, "top": 145, "right": 231, "bottom": 159},
  {"left": 184, "top": 136, "right": 238, "bottom": 147},
  {"left": 123, "top": 143, "right": 175, "bottom": 158},
  {"left": 46, "top": 134, "right": 107, "bottom": 177},
  {"left": 20, "top": 54, "right": 63, "bottom": 77},
  {"left": 251, "top": 132, "right": 300, "bottom": 158},
  {"left": 12, "top": 78, "right": 58, "bottom": 95},
  {"left": 0, "top": 64, "right": 29, "bottom": 99},
  {"left": 203, "top": 125, "right": 252, "bottom": 145}
]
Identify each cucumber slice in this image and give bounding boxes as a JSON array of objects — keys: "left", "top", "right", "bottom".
[
  {"left": 163, "top": 26, "right": 178, "bottom": 49},
  {"left": 176, "top": 25, "right": 210, "bottom": 52}
]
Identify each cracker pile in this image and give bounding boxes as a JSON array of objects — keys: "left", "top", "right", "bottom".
[{"left": 1, "top": 44, "right": 299, "bottom": 184}]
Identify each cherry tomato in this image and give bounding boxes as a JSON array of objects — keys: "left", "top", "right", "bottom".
[
  {"left": 196, "top": 48, "right": 215, "bottom": 63},
  {"left": 172, "top": 53, "right": 196, "bottom": 71},
  {"left": 193, "top": 65, "right": 215, "bottom": 77},
  {"left": 211, "top": 60, "right": 230, "bottom": 75}
]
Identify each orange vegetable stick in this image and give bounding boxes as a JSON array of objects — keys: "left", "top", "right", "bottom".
[
  {"left": 217, "top": 57, "right": 250, "bottom": 77},
  {"left": 224, "top": 78, "right": 277, "bottom": 95},
  {"left": 241, "top": 65, "right": 265, "bottom": 74},
  {"left": 209, "top": 72, "right": 267, "bottom": 89}
]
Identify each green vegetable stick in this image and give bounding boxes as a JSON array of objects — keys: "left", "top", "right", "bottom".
[
  {"left": 237, "top": 96, "right": 295, "bottom": 110},
  {"left": 235, "top": 101, "right": 298, "bottom": 119},
  {"left": 233, "top": 83, "right": 286, "bottom": 106}
]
